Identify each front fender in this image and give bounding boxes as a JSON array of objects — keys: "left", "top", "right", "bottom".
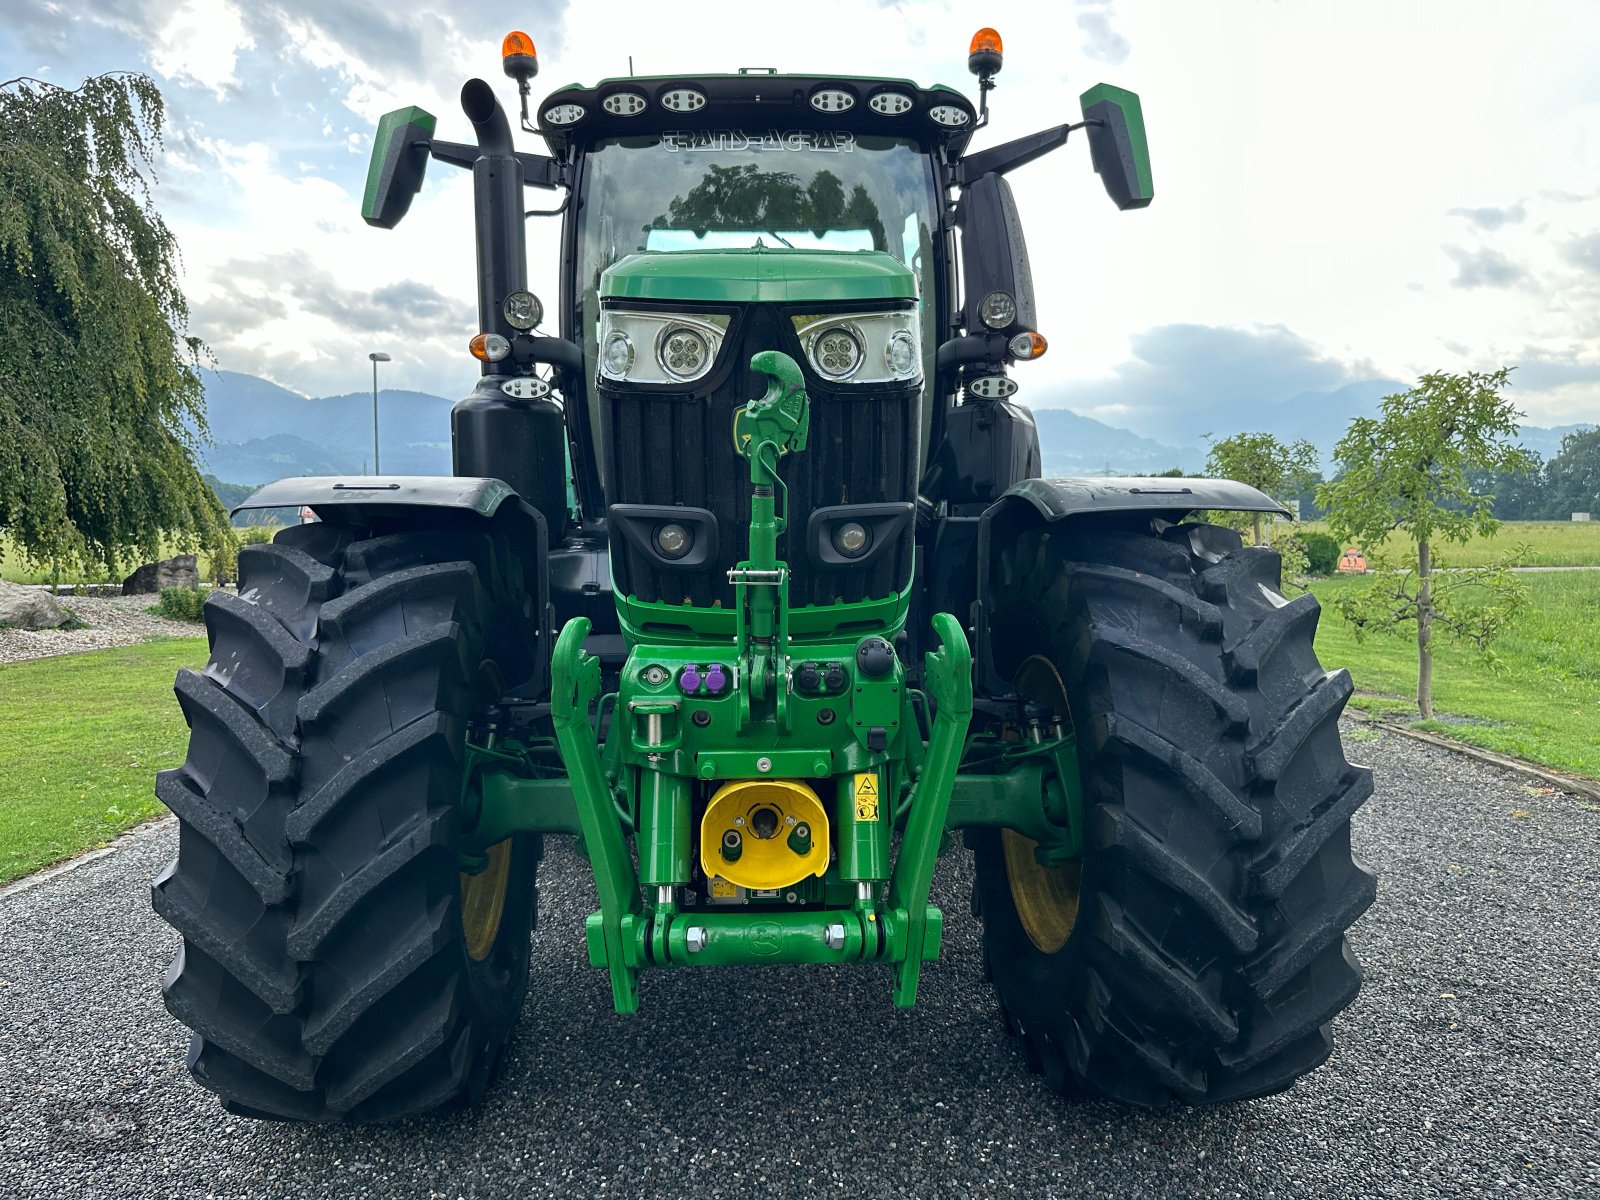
[
  {"left": 233, "top": 474, "right": 529, "bottom": 522},
  {"left": 989, "top": 476, "right": 1288, "bottom": 524},
  {"left": 972, "top": 476, "right": 1288, "bottom": 698},
  {"left": 235, "top": 474, "right": 550, "bottom": 664}
]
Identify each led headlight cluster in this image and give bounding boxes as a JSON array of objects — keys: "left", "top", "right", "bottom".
[
  {"left": 791, "top": 311, "right": 922, "bottom": 385},
  {"left": 598, "top": 311, "right": 730, "bottom": 385}
]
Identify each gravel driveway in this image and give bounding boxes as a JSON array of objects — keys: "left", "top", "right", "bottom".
[{"left": 1, "top": 727, "right": 1596, "bottom": 1199}]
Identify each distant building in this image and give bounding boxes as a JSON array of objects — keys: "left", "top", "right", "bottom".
[{"left": 1575, "top": 513, "right": 1593, "bottom": 522}]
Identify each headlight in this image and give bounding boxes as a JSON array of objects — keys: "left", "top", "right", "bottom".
[
  {"left": 813, "top": 327, "right": 864, "bottom": 380},
  {"left": 659, "top": 326, "right": 711, "bottom": 380},
  {"left": 655, "top": 522, "right": 692, "bottom": 558},
  {"left": 602, "top": 330, "right": 635, "bottom": 377},
  {"left": 885, "top": 329, "right": 917, "bottom": 376},
  {"left": 979, "top": 291, "right": 1016, "bottom": 330},
  {"left": 503, "top": 290, "right": 543, "bottom": 330},
  {"left": 792, "top": 310, "right": 922, "bottom": 385},
  {"left": 832, "top": 521, "right": 870, "bottom": 557},
  {"left": 598, "top": 310, "right": 729, "bottom": 384}
]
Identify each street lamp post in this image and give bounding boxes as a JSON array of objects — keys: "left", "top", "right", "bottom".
[{"left": 368, "top": 352, "right": 391, "bottom": 474}]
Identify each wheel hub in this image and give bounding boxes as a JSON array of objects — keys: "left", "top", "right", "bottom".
[{"left": 1004, "top": 654, "right": 1083, "bottom": 954}]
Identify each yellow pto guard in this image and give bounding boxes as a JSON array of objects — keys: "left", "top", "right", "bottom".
[{"left": 700, "top": 778, "right": 829, "bottom": 891}]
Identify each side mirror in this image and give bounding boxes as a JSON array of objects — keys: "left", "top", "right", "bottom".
[
  {"left": 1079, "top": 84, "right": 1153, "bottom": 210},
  {"left": 362, "top": 106, "right": 437, "bottom": 229},
  {"left": 956, "top": 171, "right": 1036, "bottom": 342}
]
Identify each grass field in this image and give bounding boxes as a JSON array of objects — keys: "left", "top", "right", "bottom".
[
  {"left": 0, "top": 639, "right": 205, "bottom": 885},
  {"left": 1300, "top": 519, "right": 1600, "bottom": 567},
  {"left": 1311, "top": 571, "right": 1600, "bottom": 779}
]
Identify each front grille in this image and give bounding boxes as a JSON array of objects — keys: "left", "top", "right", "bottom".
[{"left": 603, "top": 305, "right": 919, "bottom": 608}]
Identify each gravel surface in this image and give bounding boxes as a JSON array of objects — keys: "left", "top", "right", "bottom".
[
  {"left": 1, "top": 726, "right": 1596, "bottom": 1199},
  {"left": 0, "top": 596, "right": 202, "bottom": 664}
]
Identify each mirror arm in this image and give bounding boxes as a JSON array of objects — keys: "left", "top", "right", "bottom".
[
  {"left": 957, "top": 122, "right": 1089, "bottom": 186},
  {"left": 429, "top": 140, "right": 564, "bottom": 190},
  {"left": 428, "top": 139, "right": 480, "bottom": 170},
  {"left": 517, "top": 152, "right": 564, "bottom": 190}
]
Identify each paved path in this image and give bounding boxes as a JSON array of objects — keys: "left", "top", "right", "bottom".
[{"left": 1, "top": 728, "right": 1597, "bottom": 1199}]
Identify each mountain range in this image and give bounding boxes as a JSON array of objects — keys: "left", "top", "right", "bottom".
[
  {"left": 193, "top": 370, "right": 1589, "bottom": 489},
  {"left": 189, "top": 371, "right": 455, "bottom": 483}
]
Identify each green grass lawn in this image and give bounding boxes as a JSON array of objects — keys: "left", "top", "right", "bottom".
[
  {"left": 1311, "top": 572, "right": 1600, "bottom": 779},
  {"left": 0, "top": 639, "right": 205, "bottom": 885},
  {"left": 1300, "top": 519, "right": 1600, "bottom": 567}
]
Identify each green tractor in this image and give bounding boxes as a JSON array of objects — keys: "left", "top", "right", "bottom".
[{"left": 153, "top": 28, "right": 1374, "bottom": 1121}]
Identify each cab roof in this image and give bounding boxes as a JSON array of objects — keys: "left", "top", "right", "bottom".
[{"left": 534, "top": 72, "right": 978, "bottom": 160}]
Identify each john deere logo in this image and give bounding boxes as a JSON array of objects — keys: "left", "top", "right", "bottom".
[{"left": 748, "top": 921, "right": 783, "bottom": 957}]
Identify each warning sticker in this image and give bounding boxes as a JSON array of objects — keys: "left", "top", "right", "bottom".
[
  {"left": 709, "top": 877, "right": 737, "bottom": 899},
  {"left": 853, "top": 772, "right": 881, "bottom": 822}
]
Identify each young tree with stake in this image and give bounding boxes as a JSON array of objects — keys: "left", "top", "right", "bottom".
[
  {"left": 1204, "top": 431, "right": 1318, "bottom": 546},
  {"left": 1317, "top": 369, "right": 1536, "bottom": 719}
]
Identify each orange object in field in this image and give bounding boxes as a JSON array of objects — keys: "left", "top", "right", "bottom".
[{"left": 1337, "top": 548, "right": 1367, "bottom": 574}]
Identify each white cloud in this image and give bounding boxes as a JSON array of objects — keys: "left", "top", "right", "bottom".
[
  {"left": 150, "top": 0, "right": 254, "bottom": 96},
  {"left": 14, "top": 0, "right": 1599, "bottom": 427}
]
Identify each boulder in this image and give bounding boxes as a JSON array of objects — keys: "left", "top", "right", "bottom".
[
  {"left": 121, "top": 553, "right": 200, "bottom": 595},
  {"left": 0, "top": 579, "right": 68, "bottom": 629}
]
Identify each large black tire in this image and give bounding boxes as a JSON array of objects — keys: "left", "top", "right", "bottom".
[
  {"left": 152, "top": 521, "right": 541, "bottom": 1121},
  {"left": 975, "top": 520, "right": 1376, "bottom": 1107}
]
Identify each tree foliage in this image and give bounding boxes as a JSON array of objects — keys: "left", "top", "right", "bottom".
[
  {"left": 1203, "top": 431, "right": 1318, "bottom": 545},
  {"left": 1317, "top": 369, "right": 1536, "bottom": 717},
  {"left": 1460, "top": 426, "right": 1598, "bottom": 519},
  {"left": 652, "top": 164, "right": 888, "bottom": 250},
  {"left": 1201, "top": 431, "right": 1319, "bottom": 592},
  {"left": 1541, "top": 426, "right": 1600, "bottom": 518},
  {"left": 0, "top": 72, "right": 226, "bottom": 571}
]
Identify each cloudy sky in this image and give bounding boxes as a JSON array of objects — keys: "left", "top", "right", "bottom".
[{"left": 5, "top": 0, "right": 1598, "bottom": 440}]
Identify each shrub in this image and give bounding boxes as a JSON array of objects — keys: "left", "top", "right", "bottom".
[
  {"left": 209, "top": 531, "right": 240, "bottom": 587},
  {"left": 1302, "top": 531, "right": 1340, "bottom": 575},
  {"left": 237, "top": 525, "right": 276, "bottom": 546},
  {"left": 151, "top": 586, "right": 206, "bottom": 622}
]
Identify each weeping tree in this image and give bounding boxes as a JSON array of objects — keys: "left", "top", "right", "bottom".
[{"left": 0, "top": 72, "right": 227, "bottom": 573}]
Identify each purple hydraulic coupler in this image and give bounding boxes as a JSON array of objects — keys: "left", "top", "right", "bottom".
[
  {"left": 679, "top": 666, "right": 703, "bottom": 695},
  {"left": 704, "top": 663, "right": 728, "bottom": 695}
]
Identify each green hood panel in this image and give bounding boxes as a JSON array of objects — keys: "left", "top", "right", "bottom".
[{"left": 601, "top": 249, "right": 916, "bottom": 304}]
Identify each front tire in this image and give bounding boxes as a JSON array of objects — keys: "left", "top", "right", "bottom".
[
  {"left": 976, "top": 521, "right": 1376, "bottom": 1106},
  {"left": 152, "top": 522, "right": 541, "bottom": 1121}
]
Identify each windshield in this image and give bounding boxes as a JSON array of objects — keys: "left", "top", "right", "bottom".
[{"left": 575, "top": 132, "right": 940, "bottom": 485}]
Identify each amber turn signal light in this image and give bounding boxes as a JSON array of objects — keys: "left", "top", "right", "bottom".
[
  {"left": 1009, "top": 331, "right": 1047, "bottom": 361},
  {"left": 470, "top": 333, "right": 511, "bottom": 362}
]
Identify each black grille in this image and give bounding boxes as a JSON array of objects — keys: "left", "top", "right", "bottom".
[{"left": 603, "top": 304, "right": 919, "bottom": 608}]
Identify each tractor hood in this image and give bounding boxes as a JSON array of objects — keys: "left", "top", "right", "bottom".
[{"left": 600, "top": 248, "right": 916, "bottom": 306}]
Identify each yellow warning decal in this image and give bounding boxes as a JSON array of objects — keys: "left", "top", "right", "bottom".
[
  {"left": 709, "top": 877, "right": 738, "bottom": 898},
  {"left": 853, "top": 772, "right": 880, "bottom": 822}
]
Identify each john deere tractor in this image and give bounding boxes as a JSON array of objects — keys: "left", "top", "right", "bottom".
[{"left": 153, "top": 29, "right": 1374, "bottom": 1121}]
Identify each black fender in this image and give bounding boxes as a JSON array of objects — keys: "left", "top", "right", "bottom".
[
  {"left": 972, "top": 476, "right": 1288, "bottom": 697},
  {"left": 234, "top": 475, "right": 550, "bottom": 674}
]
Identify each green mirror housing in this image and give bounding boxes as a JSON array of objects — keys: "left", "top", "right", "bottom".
[
  {"left": 1078, "top": 84, "right": 1152, "bottom": 211},
  {"left": 362, "top": 105, "right": 437, "bottom": 229}
]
